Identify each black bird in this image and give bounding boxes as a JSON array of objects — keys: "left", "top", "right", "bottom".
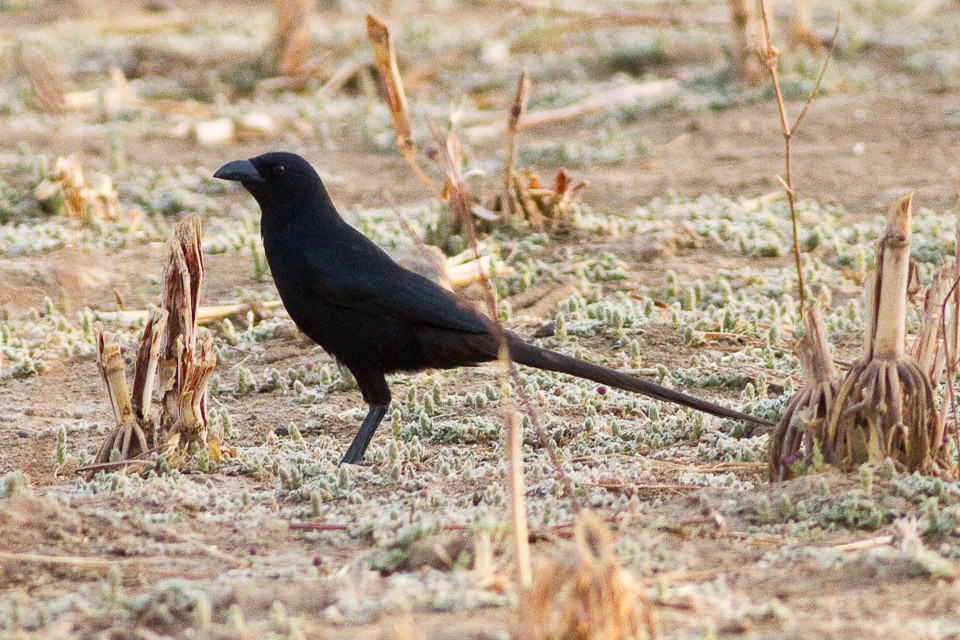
[{"left": 214, "top": 152, "right": 773, "bottom": 464}]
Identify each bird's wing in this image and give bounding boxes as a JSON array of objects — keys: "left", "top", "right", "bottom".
[{"left": 302, "top": 235, "right": 489, "bottom": 335}]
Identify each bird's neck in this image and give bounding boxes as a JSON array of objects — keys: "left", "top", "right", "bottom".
[{"left": 256, "top": 186, "right": 343, "bottom": 237}]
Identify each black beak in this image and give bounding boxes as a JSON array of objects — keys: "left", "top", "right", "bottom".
[{"left": 213, "top": 159, "right": 265, "bottom": 183}]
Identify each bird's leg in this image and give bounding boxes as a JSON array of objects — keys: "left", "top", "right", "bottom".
[
  {"left": 340, "top": 368, "right": 391, "bottom": 465},
  {"left": 340, "top": 404, "right": 389, "bottom": 465}
]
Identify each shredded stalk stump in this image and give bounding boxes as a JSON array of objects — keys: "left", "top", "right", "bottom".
[
  {"left": 825, "top": 195, "right": 951, "bottom": 475},
  {"left": 769, "top": 301, "right": 837, "bottom": 481},
  {"left": 94, "top": 215, "right": 218, "bottom": 468}
]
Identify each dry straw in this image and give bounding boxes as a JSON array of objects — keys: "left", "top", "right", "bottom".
[
  {"left": 517, "top": 512, "right": 657, "bottom": 640},
  {"left": 443, "top": 141, "right": 532, "bottom": 589}
]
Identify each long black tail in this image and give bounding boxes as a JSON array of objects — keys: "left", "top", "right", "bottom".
[{"left": 507, "top": 337, "right": 773, "bottom": 427}]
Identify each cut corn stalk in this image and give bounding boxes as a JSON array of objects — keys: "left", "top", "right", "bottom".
[
  {"left": 912, "top": 264, "right": 953, "bottom": 386},
  {"left": 92, "top": 216, "right": 218, "bottom": 468},
  {"left": 505, "top": 168, "right": 588, "bottom": 232},
  {"left": 157, "top": 216, "right": 218, "bottom": 462},
  {"left": 769, "top": 301, "right": 837, "bottom": 480},
  {"left": 33, "top": 156, "right": 121, "bottom": 221},
  {"left": 825, "top": 196, "right": 950, "bottom": 474}
]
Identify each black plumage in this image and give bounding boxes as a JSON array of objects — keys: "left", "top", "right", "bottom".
[{"left": 214, "top": 152, "right": 772, "bottom": 464}]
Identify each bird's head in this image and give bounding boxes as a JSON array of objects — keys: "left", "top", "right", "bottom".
[{"left": 214, "top": 152, "right": 338, "bottom": 227}]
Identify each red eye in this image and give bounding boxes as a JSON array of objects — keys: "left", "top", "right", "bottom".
[{"left": 271, "top": 165, "right": 286, "bottom": 177}]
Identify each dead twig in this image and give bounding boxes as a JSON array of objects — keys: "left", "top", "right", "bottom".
[
  {"left": 757, "top": 0, "right": 840, "bottom": 319},
  {"left": 96, "top": 300, "right": 283, "bottom": 325},
  {"left": 317, "top": 57, "right": 372, "bottom": 98},
  {"left": 366, "top": 13, "right": 441, "bottom": 200},
  {"left": 464, "top": 80, "right": 678, "bottom": 140},
  {"left": 0, "top": 552, "right": 147, "bottom": 569},
  {"left": 825, "top": 535, "right": 894, "bottom": 552},
  {"left": 442, "top": 137, "right": 532, "bottom": 590},
  {"left": 500, "top": 71, "right": 531, "bottom": 222}
]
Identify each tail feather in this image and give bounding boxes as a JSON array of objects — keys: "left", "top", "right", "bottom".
[{"left": 507, "top": 337, "right": 773, "bottom": 427}]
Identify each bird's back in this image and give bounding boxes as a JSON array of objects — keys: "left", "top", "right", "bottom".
[{"left": 262, "top": 213, "right": 496, "bottom": 374}]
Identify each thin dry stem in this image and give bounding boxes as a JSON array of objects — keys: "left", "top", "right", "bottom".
[
  {"left": 937, "top": 275, "right": 960, "bottom": 456},
  {"left": 757, "top": 0, "right": 840, "bottom": 319},
  {"left": 948, "top": 180, "right": 960, "bottom": 373},
  {"left": 912, "top": 265, "right": 952, "bottom": 384},
  {"left": 366, "top": 13, "right": 441, "bottom": 200},
  {"left": 443, "top": 139, "right": 532, "bottom": 590},
  {"left": 501, "top": 70, "right": 531, "bottom": 222},
  {"left": 465, "top": 80, "right": 676, "bottom": 140}
]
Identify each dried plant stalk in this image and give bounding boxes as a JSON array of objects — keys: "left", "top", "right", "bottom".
[
  {"left": 131, "top": 309, "right": 168, "bottom": 424},
  {"left": 33, "top": 157, "right": 121, "bottom": 221},
  {"left": 94, "top": 329, "right": 148, "bottom": 463},
  {"left": 507, "top": 169, "right": 587, "bottom": 232},
  {"left": 272, "top": 0, "right": 314, "bottom": 76},
  {"left": 936, "top": 188, "right": 960, "bottom": 442},
  {"left": 517, "top": 512, "right": 657, "bottom": 640},
  {"left": 769, "top": 302, "right": 837, "bottom": 481},
  {"left": 158, "top": 216, "right": 217, "bottom": 457},
  {"left": 757, "top": 0, "right": 839, "bottom": 320},
  {"left": 465, "top": 80, "right": 677, "bottom": 140},
  {"left": 728, "top": 0, "right": 763, "bottom": 84},
  {"left": 912, "top": 265, "right": 953, "bottom": 385},
  {"left": 946, "top": 183, "right": 960, "bottom": 375},
  {"left": 445, "top": 145, "right": 533, "bottom": 588},
  {"left": 825, "top": 196, "right": 950, "bottom": 474},
  {"left": 500, "top": 71, "right": 531, "bottom": 222},
  {"left": 366, "top": 13, "right": 439, "bottom": 199},
  {"left": 789, "top": 0, "right": 820, "bottom": 52},
  {"left": 504, "top": 395, "right": 532, "bottom": 589},
  {"left": 93, "top": 218, "right": 216, "bottom": 468},
  {"left": 94, "top": 311, "right": 168, "bottom": 464}
]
